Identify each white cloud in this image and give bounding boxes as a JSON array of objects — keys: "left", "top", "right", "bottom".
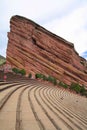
[
  {"left": 0, "top": 0, "right": 75, "bottom": 23},
  {"left": 0, "top": 32, "right": 7, "bottom": 57},
  {"left": 43, "top": 4, "right": 87, "bottom": 56},
  {"left": 0, "top": 0, "right": 87, "bottom": 59}
]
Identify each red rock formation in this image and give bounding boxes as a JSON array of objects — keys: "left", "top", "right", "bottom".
[{"left": 6, "top": 15, "right": 87, "bottom": 86}]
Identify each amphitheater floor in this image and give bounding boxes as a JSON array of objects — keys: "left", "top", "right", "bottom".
[{"left": 0, "top": 80, "right": 87, "bottom": 130}]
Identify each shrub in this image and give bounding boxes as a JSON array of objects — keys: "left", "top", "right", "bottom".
[
  {"left": 12, "top": 68, "right": 20, "bottom": 74},
  {"left": 12, "top": 68, "right": 26, "bottom": 76},
  {"left": 75, "top": 86, "right": 81, "bottom": 93},
  {"left": 35, "top": 73, "right": 57, "bottom": 85},
  {"left": 80, "top": 85, "right": 85, "bottom": 94},
  {"left": 80, "top": 85, "right": 87, "bottom": 97},
  {"left": 58, "top": 81, "right": 68, "bottom": 88},
  {"left": 35, "top": 73, "right": 48, "bottom": 80},
  {"left": 19, "top": 69, "right": 26, "bottom": 76},
  {"left": 47, "top": 76, "right": 53, "bottom": 82},
  {"left": 42, "top": 75, "right": 48, "bottom": 81},
  {"left": 70, "top": 83, "right": 82, "bottom": 93},
  {"left": 70, "top": 83, "right": 87, "bottom": 97},
  {"left": 28, "top": 73, "right": 32, "bottom": 78},
  {"left": 51, "top": 77, "right": 57, "bottom": 85},
  {"left": 35, "top": 73, "right": 42, "bottom": 79},
  {"left": 47, "top": 76, "right": 57, "bottom": 85}
]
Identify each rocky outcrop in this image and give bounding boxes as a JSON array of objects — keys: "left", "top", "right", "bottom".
[{"left": 6, "top": 15, "right": 87, "bottom": 86}]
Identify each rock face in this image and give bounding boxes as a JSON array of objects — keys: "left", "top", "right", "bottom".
[{"left": 6, "top": 15, "right": 87, "bottom": 86}]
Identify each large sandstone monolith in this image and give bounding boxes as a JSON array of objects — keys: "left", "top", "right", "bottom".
[{"left": 6, "top": 15, "right": 87, "bottom": 86}]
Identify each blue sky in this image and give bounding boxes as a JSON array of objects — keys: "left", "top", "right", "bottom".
[{"left": 0, "top": 0, "right": 87, "bottom": 59}]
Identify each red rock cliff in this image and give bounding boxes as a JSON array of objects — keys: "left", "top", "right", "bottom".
[{"left": 6, "top": 15, "right": 87, "bottom": 86}]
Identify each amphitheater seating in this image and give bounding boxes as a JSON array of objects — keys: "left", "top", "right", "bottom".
[{"left": 0, "top": 71, "right": 87, "bottom": 130}]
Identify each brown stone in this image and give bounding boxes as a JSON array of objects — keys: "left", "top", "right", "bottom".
[{"left": 6, "top": 15, "right": 87, "bottom": 86}]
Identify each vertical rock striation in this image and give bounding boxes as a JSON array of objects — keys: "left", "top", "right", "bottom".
[{"left": 6, "top": 15, "right": 87, "bottom": 86}]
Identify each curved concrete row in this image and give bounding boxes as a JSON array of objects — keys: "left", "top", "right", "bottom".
[{"left": 0, "top": 80, "right": 87, "bottom": 130}]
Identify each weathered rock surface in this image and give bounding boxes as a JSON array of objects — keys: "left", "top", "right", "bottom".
[{"left": 6, "top": 15, "right": 87, "bottom": 86}]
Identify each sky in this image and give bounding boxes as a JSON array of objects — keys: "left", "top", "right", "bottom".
[{"left": 0, "top": 0, "right": 87, "bottom": 59}]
